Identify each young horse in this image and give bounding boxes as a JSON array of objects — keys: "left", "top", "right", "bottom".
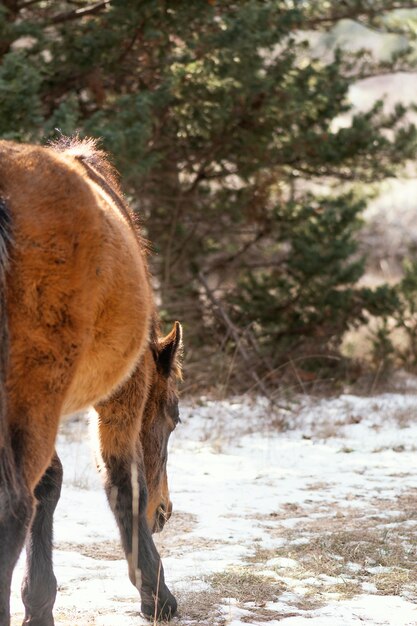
[{"left": 0, "top": 138, "right": 182, "bottom": 625}]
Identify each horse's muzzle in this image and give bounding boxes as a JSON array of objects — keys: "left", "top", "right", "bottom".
[{"left": 153, "top": 501, "right": 172, "bottom": 533}]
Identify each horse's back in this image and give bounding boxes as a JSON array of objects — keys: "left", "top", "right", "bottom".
[{"left": 0, "top": 140, "right": 151, "bottom": 433}]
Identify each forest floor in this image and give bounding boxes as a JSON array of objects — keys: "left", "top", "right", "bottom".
[{"left": 10, "top": 389, "right": 417, "bottom": 626}]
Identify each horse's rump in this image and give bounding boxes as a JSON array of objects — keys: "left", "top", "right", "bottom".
[{"left": 0, "top": 140, "right": 152, "bottom": 427}]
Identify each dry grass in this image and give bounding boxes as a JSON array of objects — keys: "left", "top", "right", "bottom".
[
  {"left": 155, "top": 510, "right": 228, "bottom": 557},
  {"left": 371, "top": 489, "right": 417, "bottom": 516},
  {"left": 390, "top": 406, "right": 417, "bottom": 428},
  {"left": 330, "top": 580, "right": 363, "bottom": 597},
  {"left": 250, "top": 497, "right": 417, "bottom": 604},
  {"left": 240, "top": 609, "right": 299, "bottom": 623},
  {"left": 373, "top": 568, "right": 414, "bottom": 595},
  {"left": 175, "top": 585, "right": 293, "bottom": 625},
  {"left": 246, "top": 546, "right": 283, "bottom": 565},
  {"left": 55, "top": 539, "right": 124, "bottom": 561},
  {"left": 172, "top": 568, "right": 287, "bottom": 625},
  {"left": 175, "top": 588, "right": 225, "bottom": 625},
  {"left": 208, "top": 567, "right": 283, "bottom": 604},
  {"left": 237, "top": 487, "right": 417, "bottom": 620},
  {"left": 12, "top": 609, "right": 98, "bottom": 626},
  {"left": 278, "top": 526, "right": 416, "bottom": 582}
]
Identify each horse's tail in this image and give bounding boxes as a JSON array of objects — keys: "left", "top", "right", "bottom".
[{"left": 0, "top": 196, "right": 14, "bottom": 494}]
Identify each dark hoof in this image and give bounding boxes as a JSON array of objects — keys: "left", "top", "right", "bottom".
[{"left": 141, "top": 589, "right": 177, "bottom": 621}]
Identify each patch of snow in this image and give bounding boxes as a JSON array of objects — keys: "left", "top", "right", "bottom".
[{"left": 9, "top": 392, "right": 417, "bottom": 624}]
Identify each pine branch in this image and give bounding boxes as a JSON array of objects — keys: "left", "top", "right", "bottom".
[
  {"left": 17, "top": 0, "right": 45, "bottom": 9},
  {"left": 207, "top": 230, "right": 268, "bottom": 272},
  {"left": 50, "top": 0, "right": 109, "bottom": 24},
  {"left": 302, "top": 1, "right": 417, "bottom": 29}
]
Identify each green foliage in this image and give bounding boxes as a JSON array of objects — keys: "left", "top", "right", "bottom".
[
  {"left": 372, "top": 257, "right": 417, "bottom": 372},
  {"left": 231, "top": 193, "right": 402, "bottom": 361},
  {"left": 370, "top": 320, "right": 396, "bottom": 371},
  {"left": 1, "top": 0, "right": 417, "bottom": 388},
  {"left": 0, "top": 51, "right": 43, "bottom": 139},
  {"left": 395, "top": 259, "right": 417, "bottom": 368}
]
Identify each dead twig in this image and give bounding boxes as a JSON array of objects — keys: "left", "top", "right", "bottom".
[{"left": 198, "top": 272, "right": 290, "bottom": 412}]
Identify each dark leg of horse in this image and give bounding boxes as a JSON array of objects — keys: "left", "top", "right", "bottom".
[
  {"left": 101, "top": 451, "right": 177, "bottom": 620},
  {"left": 0, "top": 450, "right": 34, "bottom": 626},
  {"left": 0, "top": 386, "right": 67, "bottom": 626},
  {"left": 21, "top": 453, "right": 63, "bottom": 626}
]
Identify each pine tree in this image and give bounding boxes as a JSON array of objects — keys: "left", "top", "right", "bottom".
[{"left": 1, "top": 0, "right": 417, "bottom": 389}]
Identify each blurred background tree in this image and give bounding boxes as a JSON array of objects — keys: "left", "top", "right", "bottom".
[{"left": 2, "top": 0, "right": 417, "bottom": 394}]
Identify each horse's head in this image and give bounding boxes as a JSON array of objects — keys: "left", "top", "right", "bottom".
[{"left": 141, "top": 321, "right": 182, "bottom": 534}]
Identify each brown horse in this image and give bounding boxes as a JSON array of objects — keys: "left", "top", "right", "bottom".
[{"left": 0, "top": 138, "right": 182, "bottom": 625}]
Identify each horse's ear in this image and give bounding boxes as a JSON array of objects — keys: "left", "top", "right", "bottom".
[{"left": 156, "top": 321, "right": 183, "bottom": 378}]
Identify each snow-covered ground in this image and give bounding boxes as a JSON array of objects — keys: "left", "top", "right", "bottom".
[{"left": 10, "top": 392, "right": 417, "bottom": 626}]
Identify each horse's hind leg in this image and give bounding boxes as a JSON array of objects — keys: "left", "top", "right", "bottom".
[
  {"left": 2, "top": 344, "right": 76, "bottom": 625},
  {"left": 0, "top": 448, "right": 33, "bottom": 626},
  {"left": 0, "top": 413, "right": 63, "bottom": 626},
  {"left": 21, "top": 452, "right": 63, "bottom": 626}
]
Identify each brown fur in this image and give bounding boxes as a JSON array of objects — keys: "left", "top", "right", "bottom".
[{"left": 0, "top": 138, "right": 182, "bottom": 625}]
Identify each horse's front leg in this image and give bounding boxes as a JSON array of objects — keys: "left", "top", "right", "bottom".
[
  {"left": 95, "top": 422, "right": 177, "bottom": 621},
  {"left": 105, "top": 452, "right": 176, "bottom": 620},
  {"left": 21, "top": 453, "right": 63, "bottom": 626}
]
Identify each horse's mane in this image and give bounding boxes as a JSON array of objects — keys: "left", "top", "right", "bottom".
[{"left": 50, "top": 136, "right": 136, "bottom": 230}]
